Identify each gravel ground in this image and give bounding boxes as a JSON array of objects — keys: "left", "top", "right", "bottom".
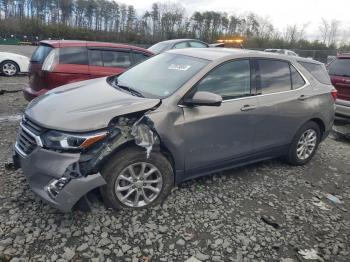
[{"left": 0, "top": 76, "right": 350, "bottom": 262}]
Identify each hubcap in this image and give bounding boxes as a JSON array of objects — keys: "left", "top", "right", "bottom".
[
  {"left": 115, "top": 162, "right": 163, "bottom": 207},
  {"left": 296, "top": 129, "right": 317, "bottom": 160},
  {"left": 2, "top": 63, "right": 17, "bottom": 76}
]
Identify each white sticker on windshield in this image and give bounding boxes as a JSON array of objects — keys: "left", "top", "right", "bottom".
[{"left": 168, "top": 64, "right": 191, "bottom": 71}]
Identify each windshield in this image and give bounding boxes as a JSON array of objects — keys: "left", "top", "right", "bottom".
[
  {"left": 114, "top": 53, "right": 209, "bottom": 98},
  {"left": 328, "top": 59, "right": 350, "bottom": 77},
  {"left": 148, "top": 42, "right": 171, "bottom": 54}
]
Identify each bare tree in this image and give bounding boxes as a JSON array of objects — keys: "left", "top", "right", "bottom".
[
  {"left": 328, "top": 19, "right": 340, "bottom": 46},
  {"left": 319, "top": 17, "right": 329, "bottom": 44}
]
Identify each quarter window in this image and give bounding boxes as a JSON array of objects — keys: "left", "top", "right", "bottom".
[
  {"left": 299, "top": 61, "right": 331, "bottom": 85},
  {"left": 196, "top": 59, "right": 251, "bottom": 100},
  {"left": 102, "top": 51, "right": 131, "bottom": 68},
  {"left": 59, "top": 47, "right": 88, "bottom": 65},
  {"left": 257, "top": 59, "right": 291, "bottom": 94},
  {"left": 290, "top": 65, "right": 305, "bottom": 89}
]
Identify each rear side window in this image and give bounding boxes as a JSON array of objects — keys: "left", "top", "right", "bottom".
[
  {"left": 290, "top": 65, "right": 305, "bottom": 89},
  {"left": 102, "top": 51, "right": 131, "bottom": 68},
  {"left": 257, "top": 59, "right": 291, "bottom": 94},
  {"left": 328, "top": 59, "right": 350, "bottom": 77},
  {"left": 174, "top": 42, "right": 189, "bottom": 49},
  {"left": 299, "top": 61, "right": 331, "bottom": 84},
  {"left": 196, "top": 59, "right": 251, "bottom": 100},
  {"left": 59, "top": 47, "right": 88, "bottom": 65},
  {"left": 89, "top": 49, "right": 103, "bottom": 66},
  {"left": 133, "top": 52, "right": 151, "bottom": 65},
  {"left": 31, "top": 45, "right": 53, "bottom": 63}
]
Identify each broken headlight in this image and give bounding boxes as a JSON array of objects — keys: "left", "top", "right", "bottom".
[{"left": 41, "top": 130, "right": 107, "bottom": 151}]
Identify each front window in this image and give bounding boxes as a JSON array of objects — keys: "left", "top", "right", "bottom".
[
  {"left": 114, "top": 53, "right": 209, "bottom": 98},
  {"left": 102, "top": 50, "right": 131, "bottom": 68},
  {"left": 195, "top": 59, "right": 251, "bottom": 100}
]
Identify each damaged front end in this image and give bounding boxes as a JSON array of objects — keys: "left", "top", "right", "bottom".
[
  {"left": 14, "top": 110, "right": 160, "bottom": 212},
  {"left": 79, "top": 111, "right": 160, "bottom": 176}
]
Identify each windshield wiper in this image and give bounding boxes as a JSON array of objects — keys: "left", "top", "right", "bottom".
[
  {"left": 113, "top": 77, "right": 144, "bottom": 98},
  {"left": 117, "top": 84, "right": 144, "bottom": 98}
]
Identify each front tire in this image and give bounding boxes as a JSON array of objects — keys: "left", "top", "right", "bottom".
[
  {"left": 100, "top": 147, "right": 174, "bottom": 210},
  {"left": 287, "top": 121, "right": 321, "bottom": 165},
  {"left": 0, "top": 60, "right": 19, "bottom": 76}
]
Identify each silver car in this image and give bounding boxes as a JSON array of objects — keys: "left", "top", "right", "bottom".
[{"left": 13, "top": 48, "right": 335, "bottom": 212}]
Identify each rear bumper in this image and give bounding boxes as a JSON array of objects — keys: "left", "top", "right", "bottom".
[
  {"left": 335, "top": 99, "right": 350, "bottom": 118},
  {"left": 23, "top": 85, "right": 49, "bottom": 101},
  {"left": 14, "top": 145, "right": 106, "bottom": 212}
]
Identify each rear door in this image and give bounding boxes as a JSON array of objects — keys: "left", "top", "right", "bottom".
[
  {"left": 328, "top": 58, "right": 350, "bottom": 101},
  {"left": 253, "top": 59, "right": 311, "bottom": 152},
  {"left": 88, "top": 48, "right": 132, "bottom": 77}
]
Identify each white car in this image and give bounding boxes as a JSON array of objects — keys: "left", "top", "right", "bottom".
[
  {"left": 264, "top": 49, "right": 298, "bottom": 56},
  {"left": 0, "top": 52, "right": 30, "bottom": 76}
]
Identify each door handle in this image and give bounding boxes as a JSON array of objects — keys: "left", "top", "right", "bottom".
[
  {"left": 240, "top": 104, "right": 256, "bottom": 111},
  {"left": 298, "top": 95, "right": 310, "bottom": 101}
]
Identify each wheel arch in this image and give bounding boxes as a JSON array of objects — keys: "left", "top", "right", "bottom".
[{"left": 309, "top": 117, "right": 326, "bottom": 138}]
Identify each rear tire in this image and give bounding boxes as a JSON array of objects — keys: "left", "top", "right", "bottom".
[
  {"left": 287, "top": 121, "right": 321, "bottom": 166},
  {"left": 100, "top": 147, "right": 174, "bottom": 210},
  {"left": 0, "top": 60, "right": 19, "bottom": 76}
]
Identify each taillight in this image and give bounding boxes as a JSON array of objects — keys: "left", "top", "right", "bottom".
[
  {"left": 42, "top": 49, "right": 58, "bottom": 72},
  {"left": 331, "top": 89, "right": 337, "bottom": 101}
]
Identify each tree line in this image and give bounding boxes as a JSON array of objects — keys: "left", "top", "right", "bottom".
[{"left": 0, "top": 0, "right": 349, "bottom": 51}]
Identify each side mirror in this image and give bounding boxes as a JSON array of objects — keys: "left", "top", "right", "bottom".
[{"left": 184, "top": 91, "right": 222, "bottom": 107}]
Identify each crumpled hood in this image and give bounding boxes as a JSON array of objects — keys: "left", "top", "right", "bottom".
[{"left": 25, "top": 77, "right": 160, "bottom": 132}]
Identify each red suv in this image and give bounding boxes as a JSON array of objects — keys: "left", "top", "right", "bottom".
[
  {"left": 328, "top": 53, "right": 350, "bottom": 118},
  {"left": 23, "top": 40, "right": 153, "bottom": 101}
]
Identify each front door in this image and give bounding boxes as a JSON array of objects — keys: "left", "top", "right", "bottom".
[{"left": 182, "top": 59, "right": 259, "bottom": 172}]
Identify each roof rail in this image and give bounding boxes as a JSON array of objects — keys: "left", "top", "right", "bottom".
[{"left": 337, "top": 51, "right": 350, "bottom": 56}]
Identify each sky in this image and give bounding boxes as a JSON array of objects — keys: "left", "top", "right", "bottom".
[{"left": 126, "top": 0, "right": 350, "bottom": 41}]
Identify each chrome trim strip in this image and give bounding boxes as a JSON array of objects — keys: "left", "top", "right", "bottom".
[
  {"left": 178, "top": 58, "right": 312, "bottom": 107},
  {"left": 15, "top": 141, "right": 27, "bottom": 157},
  {"left": 20, "top": 122, "right": 43, "bottom": 147}
]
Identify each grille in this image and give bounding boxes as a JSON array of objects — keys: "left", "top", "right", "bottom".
[
  {"left": 16, "top": 117, "right": 45, "bottom": 156},
  {"left": 22, "top": 117, "right": 45, "bottom": 135}
]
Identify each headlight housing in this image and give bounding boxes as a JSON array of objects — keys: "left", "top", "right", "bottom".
[{"left": 41, "top": 130, "right": 107, "bottom": 151}]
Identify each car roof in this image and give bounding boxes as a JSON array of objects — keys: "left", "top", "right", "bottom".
[
  {"left": 39, "top": 40, "right": 153, "bottom": 54},
  {"left": 167, "top": 47, "right": 322, "bottom": 64},
  {"left": 155, "top": 39, "right": 206, "bottom": 45},
  {"left": 337, "top": 52, "right": 350, "bottom": 59}
]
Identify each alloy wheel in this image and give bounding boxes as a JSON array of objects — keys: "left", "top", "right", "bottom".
[
  {"left": 115, "top": 162, "right": 163, "bottom": 207},
  {"left": 296, "top": 129, "right": 317, "bottom": 160}
]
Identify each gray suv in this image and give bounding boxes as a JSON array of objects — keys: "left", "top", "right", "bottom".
[{"left": 13, "top": 48, "right": 335, "bottom": 212}]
